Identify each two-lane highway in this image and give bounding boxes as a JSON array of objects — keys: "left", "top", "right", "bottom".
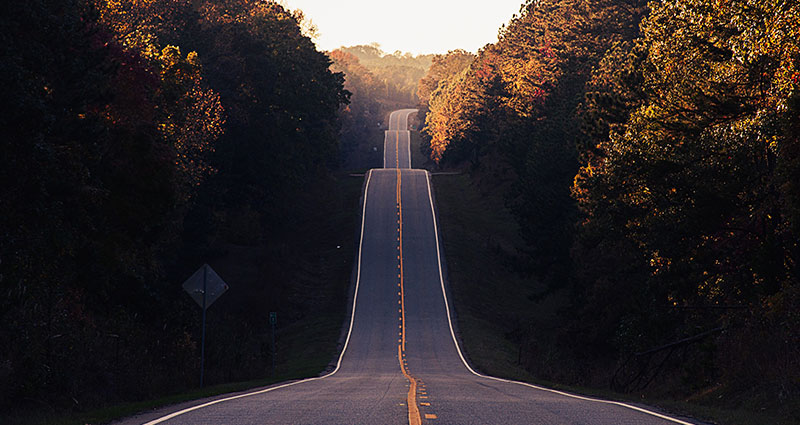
[
  {"left": 119, "top": 109, "right": 699, "bottom": 425},
  {"left": 384, "top": 108, "right": 415, "bottom": 169}
]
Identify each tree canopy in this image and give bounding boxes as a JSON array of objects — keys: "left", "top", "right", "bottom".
[
  {"left": 419, "top": 0, "right": 799, "bottom": 412},
  {"left": 1, "top": 0, "right": 348, "bottom": 412}
]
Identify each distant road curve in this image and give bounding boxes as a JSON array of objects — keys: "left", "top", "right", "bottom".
[
  {"left": 384, "top": 108, "right": 415, "bottom": 169},
  {"left": 115, "top": 109, "right": 701, "bottom": 425}
]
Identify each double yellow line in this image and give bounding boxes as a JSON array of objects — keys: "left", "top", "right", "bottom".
[{"left": 396, "top": 158, "right": 421, "bottom": 425}]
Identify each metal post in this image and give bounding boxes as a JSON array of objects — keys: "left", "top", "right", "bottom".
[
  {"left": 200, "top": 265, "right": 207, "bottom": 387},
  {"left": 271, "top": 319, "right": 276, "bottom": 376}
]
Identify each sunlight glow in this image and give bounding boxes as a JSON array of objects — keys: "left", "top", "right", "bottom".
[{"left": 281, "top": 0, "right": 527, "bottom": 54}]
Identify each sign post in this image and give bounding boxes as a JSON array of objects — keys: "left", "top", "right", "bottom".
[
  {"left": 270, "top": 312, "right": 277, "bottom": 376},
  {"left": 183, "top": 264, "right": 229, "bottom": 387},
  {"left": 201, "top": 265, "right": 206, "bottom": 387}
]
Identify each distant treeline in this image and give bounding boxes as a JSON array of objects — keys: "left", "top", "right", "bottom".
[
  {"left": 0, "top": 0, "right": 350, "bottom": 415},
  {"left": 339, "top": 44, "right": 433, "bottom": 107},
  {"left": 331, "top": 44, "right": 432, "bottom": 169},
  {"left": 418, "top": 0, "right": 799, "bottom": 415}
]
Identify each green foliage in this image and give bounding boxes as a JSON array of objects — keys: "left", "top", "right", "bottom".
[
  {"left": 572, "top": 0, "right": 800, "bottom": 400},
  {"left": 185, "top": 1, "right": 347, "bottom": 230}
]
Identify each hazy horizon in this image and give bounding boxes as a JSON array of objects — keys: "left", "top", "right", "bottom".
[{"left": 282, "top": 0, "right": 527, "bottom": 55}]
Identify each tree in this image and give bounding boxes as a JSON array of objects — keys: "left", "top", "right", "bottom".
[
  {"left": 329, "top": 49, "right": 385, "bottom": 168},
  {"left": 0, "top": 0, "right": 351, "bottom": 411},
  {"left": 339, "top": 44, "right": 433, "bottom": 106},
  {"left": 570, "top": 0, "right": 800, "bottom": 397},
  {"left": 418, "top": 50, "right": 476, "bottom": 107},
  {"left": 1, "top": 0, "right": 185, "bottom": 406}
]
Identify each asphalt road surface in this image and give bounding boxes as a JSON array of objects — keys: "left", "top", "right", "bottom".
[
  {"left": 119, "top": 109, "right": 699, "bottom": 424},
  {"left": 384, "top": 109, "right": 414, "bottom": 169}
]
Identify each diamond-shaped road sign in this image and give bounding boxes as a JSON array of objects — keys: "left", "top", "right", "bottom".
[{"left": 182, "top": 264, "right": 229, "bottom": 309}]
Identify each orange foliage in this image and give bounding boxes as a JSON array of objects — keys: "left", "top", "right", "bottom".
[{"left": 95, "top": 0, "right": 226, "bottom": 193}]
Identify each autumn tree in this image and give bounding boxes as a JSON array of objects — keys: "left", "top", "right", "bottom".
[
  {"left": 94, "top": 0, "right": 225, "bottom": 196},
  {"left": 329, "top": 49, "right": 385, "bottom": 168},
  {"left": 423, "top": 0, "right": 647, "bottom": 282},
  {"left": 424, "top": 0, "right": 799, "bottom": 409},
  {"left": 572, "top": 0, "right": 800, "bottom": 396},
  {"left": 339, "top": 44, "right": 433, "bottom": 106},
  {"left": 1, "top": 0, "right": 350, "bottom": 413},
  {"left": 418, "top": 50, "right": 476, "bottom": 108},
  {"left": 1, "top": 0, "right": 187, "bottom": 407}
]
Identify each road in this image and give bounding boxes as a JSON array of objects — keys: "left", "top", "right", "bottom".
[
  {"left": 384, "top": 109, "right": 414, "bottom": 169},
  {"left": 120, "top": 109, "right": 698, "bottom": 424}
]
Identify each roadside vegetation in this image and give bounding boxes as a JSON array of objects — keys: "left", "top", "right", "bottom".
[
  {"left": 418, "top": 0, "right": 799, "bottom": 423},
  {"left": 1, "top": 1, "right": 363, "bottom": 423},
  {"left": 431, "top": 171, "right": 795, "bottom": 425}
]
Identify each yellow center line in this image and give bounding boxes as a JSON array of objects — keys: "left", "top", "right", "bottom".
[
  {"left": 397, "top": 167, "right": 422, "bottom": 425},
  {"left": 399, "top": 345, "right": 421, "bottom": 425},
  {"left": 395, "top": 112, "right": 433, "bottom": 424},
  {"left": 397, "top": 168, "right": 405, "bottom": 350}
]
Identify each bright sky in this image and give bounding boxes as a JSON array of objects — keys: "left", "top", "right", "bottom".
[{"left": 282, "top": 0, "right": 527, "bottom": 55}]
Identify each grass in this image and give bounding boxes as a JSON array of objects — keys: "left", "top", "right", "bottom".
[
  {"left": 13, "top": 376, "right": 294, "bottom": 425},
  {"left": 409, "top": 130, "right": 434, "bottom": 170},
  {"left": 430, "top": 173, "right": 539, "bottom": 378}
]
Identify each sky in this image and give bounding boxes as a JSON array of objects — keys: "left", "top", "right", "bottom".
[{"left": 281, "top": 0, "right": 527, "bottom": 55}]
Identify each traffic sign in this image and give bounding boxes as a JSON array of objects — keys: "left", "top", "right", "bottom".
[
  {"left": 182, "top": 264, "right": 228, "bottom": 309},
  {"left": 181, "top": 263, "right": 229, "bottom": 387}
]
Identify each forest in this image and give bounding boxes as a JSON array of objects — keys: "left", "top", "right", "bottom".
[
  {"left": 0, "top": 0, "right": 359, "bottom": 419},
  {"left": 338, "top": 43, "right": 433, "bottom": 107},
  {"left": 419, "top": 0, "right": 798, "bottom": 419}
]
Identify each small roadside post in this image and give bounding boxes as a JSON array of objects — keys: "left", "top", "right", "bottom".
[
  {"left": 182, "top": 264, "right": 229, "bottom": 387},
  {"left": 269, "top": 311, "right": 277, "bottom": 376}
]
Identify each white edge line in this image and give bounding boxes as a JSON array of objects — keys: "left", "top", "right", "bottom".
[
  {"left": 386, "top": 110, "right": 397, "bottom": 169},
  {"left": 143, "top": 170, "right": 375, "bottom": 425},
  {"left": 405, "top": 110, "right": 414, "bottom": 169},
  {"left": 402, "top": 111, "right": 407, "bottom": 168},
  {"left": 387, "top": 109, "right": 416, "bottom": 170},
  {"left": 406, "top": 129, "right": 411, "bottom": 169},
  {"left": 422, "top": 171, "right": 696, "bottom": 425},
  {"left": 383, "top": 131, "right": 387, "bottom": 168}
]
